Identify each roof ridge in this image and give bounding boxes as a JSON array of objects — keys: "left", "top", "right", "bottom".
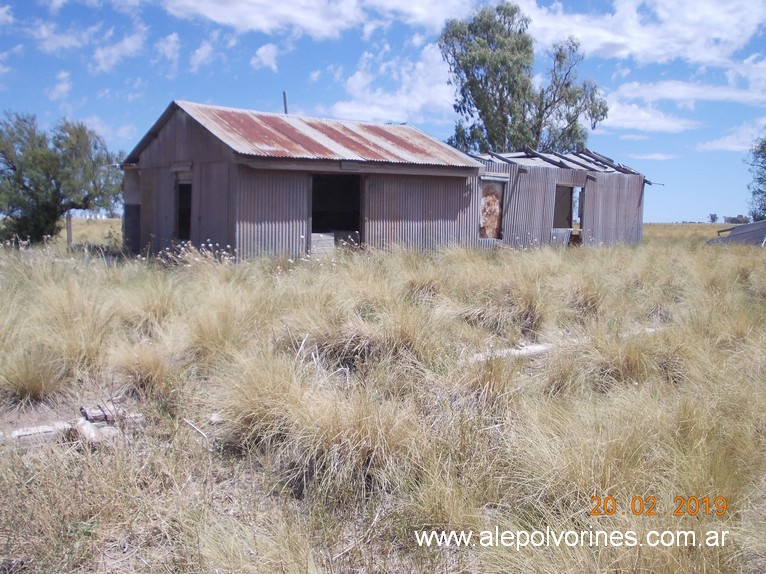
[{"left": 175, "top": 99, "right": 408, "bottom": 128}]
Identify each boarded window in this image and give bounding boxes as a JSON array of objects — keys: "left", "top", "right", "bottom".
[{"left": 479, "top": 181, "right": 504, "bottom": 239}]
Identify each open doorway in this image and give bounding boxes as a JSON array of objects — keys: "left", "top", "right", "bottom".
[
  {"left": 553, "top": 185, "right": 574, "bottom": 228},
  {"left": 311, "top": 174, "right": 361, "bottom": 247},
  {"left": 176, "top": 182, "right": 192, "bottom": 241},
  {"left": 552, "top": 185, "right": 583, "bottom": 245}
]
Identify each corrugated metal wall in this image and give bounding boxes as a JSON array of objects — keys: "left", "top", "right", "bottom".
[
  {"left": 476, "top": 159, "right": 644, "bottom": 248},
  {"left": 134, "top": 109, "right": 236, "bottom": 253},
  {"left": 195, "top": 162, "right": 235, "bottom": 249},
  {"left": 365, "top": 174, "right": 474, "bottom": 249},
  {"left": 236, "top": 166, "right": 310, "bottom": 258},
  {"left": 137, "top": 110, "right": 233, "bottom": 169},
  {"left": 581, "top": 172, "right": 644, "bottom": 245}
]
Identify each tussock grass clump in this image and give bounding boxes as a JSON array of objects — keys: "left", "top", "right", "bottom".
[
  {"left": 2, "top": 227, "right": 766, "bottom": 572},
  {"left": 210, "top": 348, "right": 423, "bottom": 503},
  {"left": 0, "top": 341, "right": 70, "bottom": 402}
]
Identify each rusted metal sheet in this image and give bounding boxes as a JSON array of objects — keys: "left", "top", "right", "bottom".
[
  {"left": 127, "top": 101, "right": 482, "bottom": 169},
  {"left": 482, "top": 149, "right": 648, "bottom": 181},
  {"left": 235, "top": 166, "right": 310, "bottom": 258},
  {"left": 708, "top": 220, "right": 766, "bottom": 246}
]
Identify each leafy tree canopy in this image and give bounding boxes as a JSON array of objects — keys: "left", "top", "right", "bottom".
[
  {"left": 0, "top": 112, "right": 122, "bottom": 242},
  {"left": 748, "top": 135, "right": 766, "bottom": 221},
  {"left": 438, "top": 1, "right": 608, "bottom": 154}
]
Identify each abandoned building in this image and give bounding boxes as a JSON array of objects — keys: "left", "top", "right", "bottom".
[
  {"left": 473, "top": 149, "right": 649, "bottom": 247},
  {"left": 122, "top": 100, "right": 649, "bottom": 257}
]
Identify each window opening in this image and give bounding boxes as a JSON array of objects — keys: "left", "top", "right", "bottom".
[{"left": 479, "top": 180, "right": 504, "bottom": 239}]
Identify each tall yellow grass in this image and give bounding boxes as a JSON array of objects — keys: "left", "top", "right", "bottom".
[{"left": 0, "top": 225, "right": 764, "bottom": 573}]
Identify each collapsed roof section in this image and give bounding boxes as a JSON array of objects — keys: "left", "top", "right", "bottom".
[
  {"left": 708, "top": 220, "right": 766, "bottom": 246},
  {"left": 475, "top": 148, "right": 652, "bottom": 185}
]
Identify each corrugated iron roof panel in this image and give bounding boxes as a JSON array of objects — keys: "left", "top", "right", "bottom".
[
  {"left": 477, "top": 149, "right": 645, "bottom": 177},
  {"left": 708, "top": 220, "right": 766, "bottom": 246},
  {"left": 175, "top": 101, "right": 481, "bottom": 168}
]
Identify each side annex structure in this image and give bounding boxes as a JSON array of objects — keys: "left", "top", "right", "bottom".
[{"left": 122, "top": 101, "right": 649, "bottom": 257}]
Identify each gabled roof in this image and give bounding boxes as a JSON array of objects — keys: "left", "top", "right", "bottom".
[
  {"left": 125, "top": 100, "right": 482, "bottom": 170},
  {"left": 476, "top": 148, "right": 651, "bottom": 184}
]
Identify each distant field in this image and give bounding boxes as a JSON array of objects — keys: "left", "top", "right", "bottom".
[
  {"left": 51, "top": 217, "right": 122, "bottom": 247},
  {"left": 1, "top": 221, "right": 764, "bottom": 573},
  {"left": 643, "top": 222, "right": 732, "bottom": 245}
]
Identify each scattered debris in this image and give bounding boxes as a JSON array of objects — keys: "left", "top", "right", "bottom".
[
  {"left": 208, "top": 413, "right": 224, "bottom": 426},
  {"left": 4, "top": 399, "right": 142, "bottom": 449},
  {"left": 11, "top": 422, "right": 73, "bottom": 440},
  {"left": 467, "top": 326, "right": 666, "bottom": 363}
]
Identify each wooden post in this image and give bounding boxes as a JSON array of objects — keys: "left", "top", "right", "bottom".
[{"left": 66, "top": 212, "right": 73, "bottom": 248}]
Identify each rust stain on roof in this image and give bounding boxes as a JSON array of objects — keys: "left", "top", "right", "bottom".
[{"left": 173, "top": 100, "right": 481, "bottom": 168}]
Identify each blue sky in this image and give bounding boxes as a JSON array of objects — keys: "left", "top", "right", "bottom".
[{"left": 2, "top": 0, "right": 765, "bottom": 222}]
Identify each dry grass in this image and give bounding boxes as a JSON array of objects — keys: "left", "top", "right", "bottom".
[
  {"left": 51, "top": 217, "right": 122, "bottom": 248},
  {"left": 1, "top": 225, "right": 765, "bottom": 573}
]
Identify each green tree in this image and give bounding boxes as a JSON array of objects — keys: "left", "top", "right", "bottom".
[
  {"left": 748, "top": 135, "right": 766, "bottom": 221},
  {"left": 0, "top": 112, "right": 122, "bottom": 241},
  {"left": 438, "top": 1, "right": 608, "bottom": 154}
]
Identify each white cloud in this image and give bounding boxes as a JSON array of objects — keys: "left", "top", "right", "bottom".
[
  {"left": 30, "top": 20, "right": 101, "bottom": 53},
  {"left": 619, "top": 134, "right": 650, "bottom": 141},
  {"left": 698, "top": 117, "right": 766, "bottom": 152},
  {"left": 48, "top": 0, "right": 68, "bottom": 13},
  {"left": 626, "top": 153, "right": 678, "bottom": 161},
  {"left": 190, "top": 33, "right": 219, "bottom": 72},
  {"left": 83, "top": 115, "right": 137, "bottom": 145},
  {"left": 155, "top": 32, "right": 181, "bottom": 76},
  {"left": 612, "top": 80, "right": 766, "bottom": 107},
  {"left": 0, "top": 5, "right": 13, "bottom": 25},
  {"left": 91, "top": 23, "right": 147, "bottom": 73},
  {"left": 521, "top": 0, "right": 766, "bottom": 69},
  {"left": 250, "top": 43, "right": 279, "bottom": 72},
  {"left": 162, "top": 0, "right": 474, "bottom": 39},
  {"left": 364, "top": 0, "right": 474, "bottom": 31},
  {"left": 409, "top": 33, "right": 425, "bottom": 48},
  {"left": 309, "top": 69, "right": 321, "bottom": 82},
  {"left": 329, "top": 42, "right": 454, "bottom": 125},
  {"left": 729, "top": 54, "right": 766, "bottom": 94},
  {"left": 47, "top": 70, "right": 72, "bottom": 101},
  {"left": 602, "top": 99, "right": 699, "bottom": 133},
  {"left": 0, "top": 45, "right": 21, "bottom": 78}
]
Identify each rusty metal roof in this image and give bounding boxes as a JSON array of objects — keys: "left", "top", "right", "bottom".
[
  {"left": 477, "top": 148, "right": 651, "bottom": 183},
  {"left": 126, "top": 100, "right": 481, "bottom": 169}
]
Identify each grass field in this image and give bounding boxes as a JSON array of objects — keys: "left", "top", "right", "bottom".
[{"left": 1, "top": 223, "right": 764, "bottom": 573}]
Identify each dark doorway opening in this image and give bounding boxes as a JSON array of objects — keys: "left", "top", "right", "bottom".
[
  {"left": 311, "top": 174, "right": 361, "bottom": 238},
  {"left": 176, "top": 182, "right": 192, "bottom": 241},
  {"left": 553, "top": 185, "right": 574, "bottom": 228}
]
